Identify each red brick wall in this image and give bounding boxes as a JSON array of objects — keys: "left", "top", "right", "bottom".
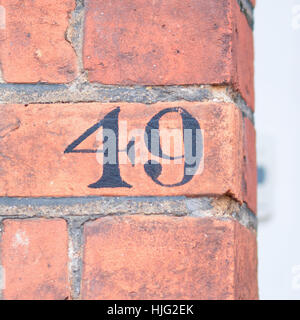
[{"left": 0, "top": 0, "right": 257, "bottom": 300}]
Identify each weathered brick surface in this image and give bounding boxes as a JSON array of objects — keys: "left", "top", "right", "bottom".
[
  {"left": 0, "top": 102, "right": 244, "bottom": 201},
  {"left": 1, "top": 219, "right": 69, "bottom": 300},
  {"left": 0, "top": 0, "right": 257, "bottom": 301},
  {"left": 83, "top": 0, "right": 254, "bottom": 109},
  {"left": 0, "top": 0, "right": 77, "bottom": 83},
  {"left": 232, "top": 0, "right": 255, "bottom": 110},
  {"left": 234, "top": 221, "right": 258, "bottom": 299},
  {"left": 81, "top": 215, "right": 258, "bottom": 300},
  {"left": 242, "top": 118, "right": 257, "bottom": 213}
]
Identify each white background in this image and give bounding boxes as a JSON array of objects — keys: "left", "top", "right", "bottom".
[{"left": 255, "top": 0, "right": 300, "bottom": 299}]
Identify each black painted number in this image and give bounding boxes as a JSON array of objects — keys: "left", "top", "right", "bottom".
[{"left": 64, "top": 107, "right": 202, "bottom": 189}]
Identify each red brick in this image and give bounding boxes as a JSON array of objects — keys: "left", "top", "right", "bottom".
[
  {"left": 232, "top": 0, "right": 255, "bottom": 110},
  {"left": 0, "top": 0, "right": 78, "bottom": 83},
  {"left": 1, "top": 219, "right": 69, "bottom": 300},
  {"left": 0, "top": 102, "right": 243, "bottom": 201},
  {"left": 234, "top": 221, "right": 258, "bottom": 299},
  {"left": 81, "top": 215, "right": 258, "bottom": 300},
  {"left": 242, "top": 118, "right": 257, "bottom": 213},
  {"left": 83, "top": 0, "right": 254, "bottom": 109}
]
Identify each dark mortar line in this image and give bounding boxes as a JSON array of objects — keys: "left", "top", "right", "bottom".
[
  {"left": 0, "top": 196, "right": 257, "bottom": 232},
  {"left": 237, "top": 0, "right": 254, "bottom": 29},
  {"left": 0, "top": 83, "right": 254, "bottom": 123},
  {"left": 0, "top": 83, "right": 68, "bottom": 91},
  {"left": 0, "top": 195, "right": 187, "bottom": 206},
  {"left": 0, "top": 210, "right": 257, "bottom": 233},
  {"left": 233, "top": 203, "right": 257, "bottom": 232},
  {"left": 66, "top": 217, "right": 87, "bottom": 300},
  {"left": 0, "top": 212, "right": 186, "bottom": 220},
  {"left": 0, "top": 216, "right": 62, "bottom": 221},
  {"left": 68, "top": 0, "right": 85, "bottom": 74}
]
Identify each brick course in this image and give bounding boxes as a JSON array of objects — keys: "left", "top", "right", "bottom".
[
  {"left": 83, "top": 0, "right": 254, "bottom": 110},
  {"left": 81, "top": 215, "right": 257, "bottom": 300},
  {"left": 0, "top": 102, "right": 245, "bottom": 204}
]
